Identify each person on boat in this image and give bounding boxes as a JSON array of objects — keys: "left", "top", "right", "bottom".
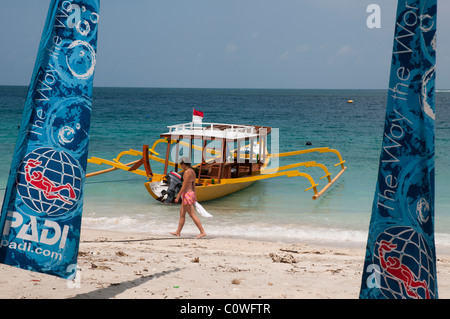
[{"left": 170, "top": 157, "right": 206, "bottom": 239}]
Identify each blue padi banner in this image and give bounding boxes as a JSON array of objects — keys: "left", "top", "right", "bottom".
[
  {"left": 360, "top": 0, "right": 437, "bottom": 299},
  {"left": 0, "top": 0, "right": 99, "bottom": 279}
]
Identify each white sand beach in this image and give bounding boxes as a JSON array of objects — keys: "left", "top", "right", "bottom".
[{"left": 1, "top": 227, "right": 450, "bottom": 299}]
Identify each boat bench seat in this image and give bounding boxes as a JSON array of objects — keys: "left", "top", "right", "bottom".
[
  {"left": 198, "top": 162, "right": 261, "bottom": 180},
  {"left": 199, "top": 163, "right": 232, "bottom": 179}
]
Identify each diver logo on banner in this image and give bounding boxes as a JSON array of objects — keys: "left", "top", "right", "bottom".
[
  {"left": 17, "top": 148, "right": 82, "bottom": 217},
  {"left": 371, "top": 226, "right": 436, "bottom": 299}
]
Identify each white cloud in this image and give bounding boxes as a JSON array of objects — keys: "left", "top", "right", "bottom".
[
  {"left": 225, "top": 44, "right": 238, "bottom": 54},
  {"left": 336, "top": 45, "right": 355, "bottom": 56},
  {"left": 327, "top": 45, "right": 357, "bottom": 65},
  {"left": 280, "top": 44, "right": 311, "bottom": 60},
  {"left": 295, "top": 44, "right": 311, "bottom": 54},
  {"left": 280, "top": 51, "right": 290, "bottom": 60},
  {"left": 224, "top": 44, "right": 238, "bottom": 59}
]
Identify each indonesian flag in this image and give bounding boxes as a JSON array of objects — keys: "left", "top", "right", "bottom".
[{"left": 193, "top": 108, "right": 204, "bottom": 123}]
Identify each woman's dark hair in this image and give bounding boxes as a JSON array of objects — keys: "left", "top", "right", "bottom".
[{"left": 179, "top": 157, "right": 191, "bottom": 168}]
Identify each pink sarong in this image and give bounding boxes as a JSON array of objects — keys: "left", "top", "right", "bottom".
[{"left": 182, "top": 191, "right": 196, "bottom": 205}]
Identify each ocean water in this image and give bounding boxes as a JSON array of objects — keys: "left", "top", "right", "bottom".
[{"left": 1, "top": 86, "right": 449, "bottom": 247}]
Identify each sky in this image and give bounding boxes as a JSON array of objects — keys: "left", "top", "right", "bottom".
[{"left": 1, "top": 0, "right": 450, "bottom": 89}]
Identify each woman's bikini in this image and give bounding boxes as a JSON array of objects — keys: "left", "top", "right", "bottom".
[{"left": 181, "top": 168, "right": 196, "bottom": 205}]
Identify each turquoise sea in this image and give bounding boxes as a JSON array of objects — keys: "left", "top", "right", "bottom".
[{"left": 1, "top": 86, "right": 449, "bottom": 248}]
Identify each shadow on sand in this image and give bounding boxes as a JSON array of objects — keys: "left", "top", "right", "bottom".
[{"left": 69, "top": 267, "right": 183, "bottom": 299}]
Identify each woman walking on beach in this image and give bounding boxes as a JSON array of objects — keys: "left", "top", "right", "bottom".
[{"left": 170, "top": 158, "right": 206, "bottom": 238}]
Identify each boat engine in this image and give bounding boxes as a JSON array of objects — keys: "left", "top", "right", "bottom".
[{"left": 161, "top": 171, "right": 183, "bottom": 203}]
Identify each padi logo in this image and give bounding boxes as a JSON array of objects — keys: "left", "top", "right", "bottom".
[
  {"left": 1, "top": 211, "right": 70, "bottom": 258},
  {"left": 16, "top": 148, "right": 82, "bottom": 218}
]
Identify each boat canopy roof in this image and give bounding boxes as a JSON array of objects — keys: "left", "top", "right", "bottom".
[{"left": 160, "top": 122, "right": 272, "bottom": 141}]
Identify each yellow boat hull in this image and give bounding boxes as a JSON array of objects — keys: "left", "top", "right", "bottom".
[{"left": 144, "top": 180, "right": 256, "bottom": 202}]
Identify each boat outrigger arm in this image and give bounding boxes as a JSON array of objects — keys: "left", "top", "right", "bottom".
[
  {"left": 267, "top": 148, "right": 347, "bottom": 200},
  {"left": 86, "top": 125, "right": 347, "bottom": 201}
]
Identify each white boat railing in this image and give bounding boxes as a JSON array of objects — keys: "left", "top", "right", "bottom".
[{"left": 166, "top": 122, "right": 259, "bottom": 137}]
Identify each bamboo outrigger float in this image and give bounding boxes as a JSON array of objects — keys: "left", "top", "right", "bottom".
[{"left": 86, "top": 112, "right": 347, "bottom": 202}]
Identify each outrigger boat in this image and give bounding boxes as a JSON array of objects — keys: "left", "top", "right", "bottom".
[{"left": 86, "top": 111, "right": 347, "bottom": 202}]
